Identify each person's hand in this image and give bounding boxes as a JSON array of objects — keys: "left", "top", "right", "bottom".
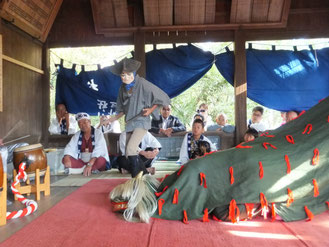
[
  {"left": 100, "top": 116, "right": 110, "bottom": 126},
  {"left": 142, "top": 108, "right": 153, "bottom": 116},
  {"left": 164, "top": 128, "right": 173, "bottom": 137},
  {"left": 216, "top": 127, "right": 222, "bottom": 131},
  {"left": 0, "top": 138, "right": 3, "bottom": 146},
  {"left": 83, "top": 165, "right": 92, "bottom": 176}
]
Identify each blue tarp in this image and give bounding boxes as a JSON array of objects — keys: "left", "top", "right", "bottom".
[
  {"left": 56, "top": 44, "right": 329, "bottom": 115},
  {"left": 215, "top": 47, "right": 329, "bottom": 112}
]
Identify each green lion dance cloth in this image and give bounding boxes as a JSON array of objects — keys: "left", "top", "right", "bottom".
[{"left": 110, "top": 96, "right": 329, "bottom": 223}]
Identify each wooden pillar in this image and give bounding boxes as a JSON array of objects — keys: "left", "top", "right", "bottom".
[
  {"left": 234, "top": 30, "right": 247, "bottom": 144},
  {"left": 41, "top": 44, "right": 50, "bottom": 146},
  {"left": 134, "top": 32, "right": 146, "bottom": 77},
  {"left": 133, "top": 2, "right": 145, "bottom": 77}
]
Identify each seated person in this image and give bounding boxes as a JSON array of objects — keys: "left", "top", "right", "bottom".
[
  {"left": 190, "top": 103, "right": 214, "bottom": 131},
  {"left": 0, "top": 138, "right": 28, "bottom": 174},
  {"left": 97, "top": 115, "right": 121, "bottom": 133},
  {"left": 49, "top": 103, "right": 77, "bottom": 135},
  {"left": 179, "top": 119, "right": 217, "bottom": 165},
  {"left": 150, "top": 105, "right": 186, "bottom": 136},
  {"left": 286, "top": 110, "right": 299, "bottom": 123},
  {"left": 208, "top": 113, "right": 235, "bottom": 133},
  {"left": 62, "top": 112, "right": 110, "bottom": 176},
  {"left": 117, "top": 132, "right": 161, "bottom": 175},
  {"left": 247, "top": 106, "right": 267, "bottom": 132},
  {"left": 243, "top": 128, "right": 259, "bottom": 142}
]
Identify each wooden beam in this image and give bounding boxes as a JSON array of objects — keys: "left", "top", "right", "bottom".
[
  {"left": 234, "top": 30, "right": 247, "bottom": 145},
  {"left": 2, "top": 54, "right": 44, "bottom": 74},
  {"left": 96, "top": 21, "right": 288, "bottom": 33},
  {"left": 41, "top": 45, "right": 50, "bottom": 146},
  {"left": 134, "top": 32, "right": 145, "bottom": 77},
  {"left": 134, "top": 2, "right": 145, "bottom": 77},
  {"left": 0, "top": 35, "right": 2, "bottom": 112}
]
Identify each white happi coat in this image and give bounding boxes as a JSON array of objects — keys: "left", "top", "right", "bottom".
[
  {"left": 48, "top": 115, "right": 78, "bottom": 135},
  {"left": 63, "top": 128, "right": 109, "bottom": 162},
  {"left": 179, "top": 133, "right": 217, "bottom": 165}
]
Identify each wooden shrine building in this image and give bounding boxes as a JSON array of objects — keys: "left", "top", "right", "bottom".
[{"left": 0, "top": 0, "right": 329, "bottom": 149}]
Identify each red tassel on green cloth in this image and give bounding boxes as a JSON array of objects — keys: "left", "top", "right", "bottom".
[
  {"left": 304, "top": 206, "right": 314, "bottom": 221},
  {"left": 312, "top": 148, "right": 319, "bottom": 165},
  {"left": 271, "top": 203, "right": 276, "bottom": 222},
  {"left": 302, "top": 124, "right": 312, "bottom": 134},
  {"left": 262, "top": 142, "right": 277, "bottom": 150},
  {"left": 183, "top": 210, "right": 188, "bottom": 224},
  {"left": 235, "top": 143, "right": 253, "bottom": 149},
  {"left": 260, "top": 132, "right": 275, "bottom": 138},
  {"left": 177, "top": 165, "right": 184, "bottom": 176},
  {"left": 172, "top": 188, "right": 179, "bottom": 204},
  {"left": 229, "top": 167, "right": 234, "bottom": 184},
  {"left": 200, "top": 173, "right": 207, "bottom": 188},
  {"left": 284, "top": 155, "right": 291, "bottom": 174},
  {"left": 203, "top": 208, "right": 209, "bottom": 222},
  {"left": 260, "top": 193, "right": 269, "bottom": 219},
  {"left": 212, "top": 215, "right": 222, "bottom": 222},
  {"left": 155, "top": 186, "right": 168, "bottom": 197},
  {"left": 158, "top": 199, "right": 165, "bottom": 215},
  {"left": 313, "top": 179, "right": 319, "bottom": 197},
  {"left": 285, "top": 135, "right": 295, "bottom": 144},
  {"left": 245, "top": 203, "right": 254, "bottom": 219},
  {"left": 326, "top": 201, "right": 329, "bottom": 209},
  {"left": 287, "top": 188, "right": 294, "bottom": 207},
  {"left": 229, "top": 199, "right": 240, "bottom": 223},
  {"left": 258, "top": 161, "right": 264, "bottom": 179}
]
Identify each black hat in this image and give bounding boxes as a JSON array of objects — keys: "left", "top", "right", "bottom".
[{"left": 110, "top": 58, "right": 141, "bottom": 75}]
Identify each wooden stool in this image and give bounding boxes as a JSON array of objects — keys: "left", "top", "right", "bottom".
[
  {"left": 13, "top": 166, "right": 50, "bottom": 201},
  {"left": 0, "top": 155, "right": 7, "bottom": 226}
]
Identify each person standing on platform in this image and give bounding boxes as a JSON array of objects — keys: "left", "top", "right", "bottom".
[{"left": 108, "top": 58, "right": 170, "bottom": 177}]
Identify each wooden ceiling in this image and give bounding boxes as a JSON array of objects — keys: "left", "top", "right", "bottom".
[
  {"left": 90, "top": 0, "right": 291, "bottom": 34},
  {"left": 2, "top": 0, "right": 329, "bottom": 44}
]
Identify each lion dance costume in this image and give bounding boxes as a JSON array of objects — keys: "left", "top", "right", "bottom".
[{"left": 110, "top": 96, "right": 329, "bottom": 223}]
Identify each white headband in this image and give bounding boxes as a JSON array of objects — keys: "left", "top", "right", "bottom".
[{"left": 76, "top": 112, "right": 90, "bottom": 121}]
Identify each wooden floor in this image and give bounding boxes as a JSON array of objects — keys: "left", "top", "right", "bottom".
[{"left": 0, "top": 175, "right": 79, "bottom": 243}]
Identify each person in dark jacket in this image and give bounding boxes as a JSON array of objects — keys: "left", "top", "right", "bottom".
[{"left": 150, "top": 105, "right": 186, "bottom": 137}]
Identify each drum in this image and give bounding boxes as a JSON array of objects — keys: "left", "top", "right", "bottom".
[{"left": 13, "top": 144, "right": 47, "bottom": 174}]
